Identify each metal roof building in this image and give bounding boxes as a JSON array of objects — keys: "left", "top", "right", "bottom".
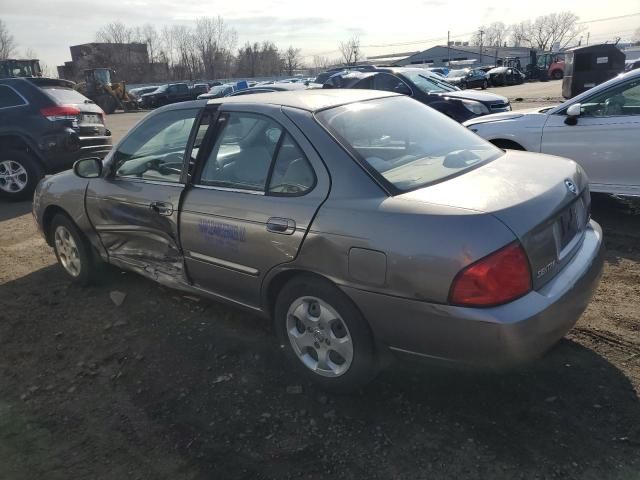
[{"left": 389, "top": 45, "right": 533, "bottom": 68}]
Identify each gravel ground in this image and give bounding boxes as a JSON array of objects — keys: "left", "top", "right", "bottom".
[{"left": 1, "top": 81, "right": 638, "bottom": 480}]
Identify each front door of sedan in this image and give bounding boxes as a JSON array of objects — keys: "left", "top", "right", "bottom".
[
  {"left": 85, "top": 107, "right": 206, "bottom": 280},
  {"left": 179, "top": 107, "right": 330, "bottom": 308},
  {"left": 541, "top": 78, "right": 640, "bottom": 194}
]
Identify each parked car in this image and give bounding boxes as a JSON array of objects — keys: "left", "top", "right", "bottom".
[
  {"left": 191, "top": 83, "right": 210, "bottom": 96},
  {"left": 198, "top": 83, "right": 238, "bottom": 99},
  {"left": 327, "top": 67, "right": 510, "bottom": 122},
  {"left": 625, "top": 59, "right": 640, "bottom": 72},
  {"left": 129, "top": 86, "right": 158, "bottom": 99},
  {"left": 447, "top": 68, "right": 489, "bottom": 90},
  {"left": 464, "top": 68, "right": 640, "bottom": 196},
  {"left": 227, "top": 83, "right": 307, "bottom": 96},
  {"left": 487, "top": 66, "right": 525, "bottom": 86},
  {"left": 0, "top": 77, "right": 111, "bottom": 199},
  {"left": 140, "top": 83, "right": 194, "bottom": 108},
  {"left": 33, "top": 90, "right": 603, "bottom": 391}
]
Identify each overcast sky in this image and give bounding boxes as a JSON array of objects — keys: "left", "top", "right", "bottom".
[{"left": 2, "top": 0, "right": 639, "bottom": 70}]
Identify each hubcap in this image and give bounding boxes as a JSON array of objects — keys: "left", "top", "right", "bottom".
[
  {"left": 54, "top": 226, "right": 82, "bottom": 277},
  {"left": 286, "top": 296, "right": 354, "bottom": 378},
  {"left": 0, "top": 160, "right": 28, "bottom": 193}
]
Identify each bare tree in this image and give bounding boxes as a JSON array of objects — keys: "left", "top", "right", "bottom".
[
  {"left": 528, "top": 12, "right": 582, "bottom": 51},
  {"left": 96, "top": 21, "right": 133, "bottom": 44},
  {"left": 194, "top": 16, "right": 237, "bottom": 79},
  {"left": 510, "top": 21, "right": 531, "bottom": 47},
  {"left": 473, "top": 22, "right": 509, "bottom": 48},
  {"left": 0, "top": 20, "right": 17, "bottom": 59},
  {"left": 312, "top": 55, "right": 330, "bottom": 74},
  {"left": 339, "top": 36, "right": 362, "bottom": 66},
  {"left": 283, "top": 46, "right": 303, "bottom": 75},
  {"left": 139, "top": 24, "right": 160, "bottom": 63}
]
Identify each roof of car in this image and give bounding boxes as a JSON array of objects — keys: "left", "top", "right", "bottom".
[{"left": 206, "top": 89, "right": 399, "bottom": 111}]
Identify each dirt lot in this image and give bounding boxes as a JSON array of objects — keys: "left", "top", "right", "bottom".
[{"left": 1, "top": 83, "right": 639, "bottom": 479}]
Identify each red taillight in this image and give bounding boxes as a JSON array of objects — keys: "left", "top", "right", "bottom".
[
  {"left": 449, "top": 242, "right": 532, "bottom": 307},
  {"left": 40, "top": 105, "right": 81, "bottom": 121}
]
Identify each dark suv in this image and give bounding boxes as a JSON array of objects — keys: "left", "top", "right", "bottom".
[
  {"left": 0, "top": 77, "right": 111, "bottom": 200},
  {"left": 326, "top": 67, "right": 510, "bottom": 122}
]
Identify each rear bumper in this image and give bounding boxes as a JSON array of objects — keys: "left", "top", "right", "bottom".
[
  {"left": 342, "top": 220, "right": 604, "bottom": 368},
  {"left": 40, "top": 129, "right": 111, "bottom": 172}
]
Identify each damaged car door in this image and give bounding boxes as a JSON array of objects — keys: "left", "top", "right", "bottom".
[{"left": 85, "top": 107, "right": 200, "bottom": 282}]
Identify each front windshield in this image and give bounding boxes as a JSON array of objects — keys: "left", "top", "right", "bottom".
[
  {"left": 448, "top": 70, "right": 467, "bottom": 78},
  {"left": 401, "top": 71, "right": 458, "bottom": 93},
  {"left": 317, "top": 96, "right": 502, "bottom": 192},
  {"left": 155, "top": 85, "right": 168, "bottom": 92}
]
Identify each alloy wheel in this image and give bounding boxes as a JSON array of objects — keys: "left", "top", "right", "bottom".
[
  {"left": 286, "top": 296, "right": 354, "bottom": 378},
  {"left": 0, "top": 160, "right": 28, "bottom": 193},
  {"left": 54, "top": 226, "right": 82, "bottom": 277}
]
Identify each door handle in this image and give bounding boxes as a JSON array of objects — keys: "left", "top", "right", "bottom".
[
  {"left": 150, "top": 201, "right": 173, "bottom": 216},
  {"left": 266, "top": 217, "right": 296, "bottom": 235}
]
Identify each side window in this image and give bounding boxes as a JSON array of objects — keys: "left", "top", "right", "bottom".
[
  {"left": 373, "top": 74, "right": 411, "bottom": 95},
  {"left": 199, "top": 112, "right": 282, "bottom": 191},
  {"left": 268, "top": 134, "right": 315, "bottom": 195},
  {"left": 0, "top": 85, "right": 27, "bottom": 108},
  {"left": 112, "top": 108, "right": 198, "bottom": 183},
  {"left": 581, "top": 80, "right": 640, "bottom": 117}
]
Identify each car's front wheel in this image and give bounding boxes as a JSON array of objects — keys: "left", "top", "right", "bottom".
[
  {"left": 482, "top": 79, "right": 489, "bottom": 89},
  {"left": 0, "top": 150, "right": 44, "bottom": 201},
  {"left": 51, "top": 214, "right": 100, "bottom": 286},
  {"left": 275, "top": 275, "right": 378, "bottom": 392}
]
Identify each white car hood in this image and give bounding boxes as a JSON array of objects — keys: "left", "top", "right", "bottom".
[{"left": 464, "top": 106, "right": 556, "bottom": 127}]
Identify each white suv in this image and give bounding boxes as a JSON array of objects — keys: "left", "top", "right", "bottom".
[{"left": 464, "top": 69, "right": 640, "bottom": 196}]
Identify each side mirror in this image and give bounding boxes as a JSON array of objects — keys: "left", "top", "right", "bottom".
[
  {"left": 566, "top": 103, "right": 581, "bottom": 117},
  {"left": 73, "top": 157, "right": 102, "bottom": 178},
  {"left": 565, "top": 103, "right": 581, "bottom": 125}
]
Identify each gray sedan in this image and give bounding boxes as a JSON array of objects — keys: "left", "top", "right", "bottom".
[{"left": 33, "top": 90, "right": 604, "bottom": 391}]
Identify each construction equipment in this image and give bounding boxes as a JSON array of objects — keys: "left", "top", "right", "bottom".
[
  {"left": 0, "top": 59, "right": 42, "bottom": 79},
  {"left": 75, "top": 68, "right": 137, "bottom": 114}
]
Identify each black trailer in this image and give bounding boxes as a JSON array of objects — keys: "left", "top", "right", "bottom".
[{"left": 562, "top": 44, "right": 625, "bottom": 99}]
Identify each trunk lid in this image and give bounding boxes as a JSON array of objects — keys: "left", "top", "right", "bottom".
[
  {"left": 397, "top": 151, "right": 591, "bottom": 289},
  {"left": 40, "top": 85, "right": 107, "bottom": 136}
]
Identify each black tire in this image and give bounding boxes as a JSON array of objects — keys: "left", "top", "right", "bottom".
[
  {"left": 274, "top": 274, "right": 378, "bottom": 392},
  {"left": 50, "top": 214, "right": 100, "bottom": 286},
  {"left": 551, "top": 69, "right": 563, "bottom": 80},
  {"left": 482, "top": 79, "right": 488, "bottom": 89},
  {"left": 459, "top": 81, "right": 466, "bottom": 90},
  {"left": 0, "top": 149, "right": 44, "bottom": 201}
]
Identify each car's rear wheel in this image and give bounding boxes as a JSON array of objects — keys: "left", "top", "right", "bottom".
[
  {"left": 51, "top": 214, "right": 99, "bottom": 286},
  {"left": 459, "top": 81, "right": 467, "bottom": 90},
  {"left": 0, "top": 150, "right": 44, "bottom": 201},
  {"left": 482, "top": 79, "right": 489, "bottom": 89},
  {"left": 275, "top": 275, "right": 378, "bottom": 392}
]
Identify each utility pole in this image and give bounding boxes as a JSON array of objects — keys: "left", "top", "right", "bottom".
[
  {"left": 479, "top": 29, "right": 485, "bottom": 64},
  {"left": 586, "top": 32, "right": 590, "bottom": 45},
  {"left": 447, "top": 30, "right": 450, "bottom": 67}
]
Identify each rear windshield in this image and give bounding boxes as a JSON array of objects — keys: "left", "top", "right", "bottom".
[
  {"left": 42, "top": 87, "right": 92, "bottom": 105},
  {"left": 316, "top": 96, "right": 503, "bottom": 193}
]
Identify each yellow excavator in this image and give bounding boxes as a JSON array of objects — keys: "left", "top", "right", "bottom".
[{"left": 75, "top": 68, "right": 138, "bottom": 114}]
